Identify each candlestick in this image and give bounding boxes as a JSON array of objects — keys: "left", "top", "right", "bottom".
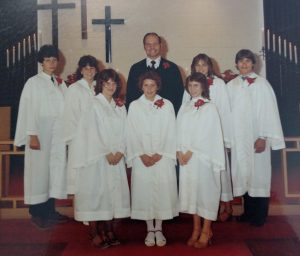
[
  {"left": 284, "top": 39, "right": 287, "bottom": 58},
  {"left": 6, "top": 49, "right": 9, "bottom": 68},
  {"left": 278, "top": 36, "right": 281, "bottom": 56},
  {"left": 12, "top": 46, "right": 15, "bottom": 65},
  {"left": 261, "top": 28, "right": 265, "bottom": 48},
  {"left": 267, "top": 29, "right": 270, "bottom": 50},
  {"left": 38, "top": 30, "right": 42, "bottom": 49},
  {"left": 272, "top": 34, "right": 276, "bottom": 52},
  {"left": 18, "top": 42, "right": 21, "bottom": 61},
  {"left": 28, "top": 35, "right": 31, "bottom": 54},
  {"left": 294, "top": 45, "right": 298, "bottom": 64},
  {"left": 33, "top": 33, "right": 37, "bottom": 51},
  {"left": 289, "top": 42, "right": 292, "bottom": 61},
  {"left": 23, "top": 38, "right": 26, "bottom": 58}
]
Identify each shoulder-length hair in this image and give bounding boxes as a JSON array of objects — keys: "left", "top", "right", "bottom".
[
  {"left": 95, "top": 69, "right": 121, "bottom": 97},
  {"left": 191, "top": 53, "right": 214, "bottom": 78},
  {"left": 185, "top": 72, "right": 210, "bottom": 99},
  {"left": 75, "top": 55, "right": 99, "bottom": 80}
]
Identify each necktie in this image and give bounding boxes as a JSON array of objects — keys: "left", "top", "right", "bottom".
[
  {"left": 150, "top": 60, "right": 156, "bottom": 69},
  {"left": 51, "top": 76, "right": 55, "bottom": 84},
  {"left": 241, "top": 76, "right": 248, "bottom": 81}
]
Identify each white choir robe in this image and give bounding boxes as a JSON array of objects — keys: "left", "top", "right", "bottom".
[
  {"left": 177, "top": 97, "right": 225, "bottom": 221},
  {"left": 126, "top": 95, "right": 178, "bottom": 220},
  {"left": 72, "top": 93, "right": 130, "bottom": 221},
  {"left": 63, "top": 79, "right": 95, "bottom": 194},
  {"left": 182, "top": 76, "right": 233, "bottom": 202},
  {"left": 227, "top": 73, "right": 285, "bottom": 197},
  {"left": 14, "top": 72, "right": 67, "bottom": 204}
]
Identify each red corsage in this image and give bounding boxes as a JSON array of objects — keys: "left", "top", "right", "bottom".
[
  {"left": 162, "top": 62, "right": 170, "bottom": 69},
  {"left": 115, "top": 98, "right": 124, "bottom": 107},
  {"left": 154, "top": 98, "right": 164, "bottom": 108},
  {"left": 246, "top": 77, "right": 256, "bottom": 86},
  {"left": 56, "top": 77, "right": 63, "bottom": 85},
  {"left": 194, "top": 99, "right": 206, "bottom": 109},
  {"left": 207, "top": 77, "right": 213, "bottom": 86}
]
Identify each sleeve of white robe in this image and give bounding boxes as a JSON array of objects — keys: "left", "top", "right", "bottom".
[
  {"left": 157, "top": 101, "right": 176, "bottom": 161},
  {"left": 255, "top": 77, "right": 285, "bottom": 150},
  {"left": 126, "top": 101, "right": 145, "bottom": 167},
  {"left": 71, "top": 102, "right": 111, "bottom": 169},
  {"left": 63, "top": 84, "right": 82, "bottom": 144},
  {"left": 189, "top": 103, "right": 225, "bottom": 172},
  {"left": 14, "top": 78, "right": 39, "bottom": 146},
  {"left": 210, "top": 78, "right": 232, "bottom": 148}
]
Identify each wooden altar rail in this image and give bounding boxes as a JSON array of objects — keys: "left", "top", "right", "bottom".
[
  {"left": 0, "top": 140, "right": 24, "bottom": 206},
  {"left": 281, "top": 137, "right": 300, "bottom": 198}
]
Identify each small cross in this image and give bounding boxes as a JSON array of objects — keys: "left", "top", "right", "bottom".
[
  {"left": 92, "top": 6, "right": 125, "bottom": 63},
  {"left": 37, "top": 0, "right": 76, "bottom": 47}
]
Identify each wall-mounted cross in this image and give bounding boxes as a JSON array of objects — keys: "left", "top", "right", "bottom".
[
  {"left": 37, "top": 0, "right": 76, "bottom": 47},
  {"left": 92, "top": 6, "right": 125, "bottom": 63}
]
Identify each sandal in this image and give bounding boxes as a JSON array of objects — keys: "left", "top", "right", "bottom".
[
  {"left": 187, "top": 231, "right": 200, "bottom": 246},
  {"left": 194, "top": 231, "right": 213, "bottom": 249},
  {"left": 155, "top": 230, "right": 166, "bottom": 247},
  {"left": 218, "top": 209, "right": 233, "bottom": 222},
  {"left": 91, "top": 235, "right": 110, "bottom": 249},
  {"left": 145, "top": 231, "right": 155, "bottom": 247}
]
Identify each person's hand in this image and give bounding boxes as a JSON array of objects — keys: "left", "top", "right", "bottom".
[
  {"left": 29, "top": 135, "right": 40, "bottom": 150},
  {"left": 113, "top": 152, "right": 124, "bottom": 164},
  {"left": 152, "top": 153, "right": 162, "bottom": 163},
  {"left": 182, "top": 150, "right": 193, "bottom": 164},
  {"left": 177, "top": 151, "right": 186, "bottom": 166},
  {"left": 254, "top": 138, "right": 266, "bottom": 153},
  {"left": 106, "top": 153, "right": 116, "bottom": 165},
  {"left": 140, "top": 154, "right": 156, "bottom": 167}
]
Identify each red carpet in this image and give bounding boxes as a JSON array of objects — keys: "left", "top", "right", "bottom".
[{"left": 0, "top": 215, "right": 300, "bottom": 256}]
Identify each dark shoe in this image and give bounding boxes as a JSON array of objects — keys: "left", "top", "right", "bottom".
[
  {"left": 31, "top": 216, "right": 52, "bottom": 230},
  {"left": 48, "top": 211, "right": 69, "bottom": 224},
  {"left": 106, "top": 232, "right": 120, "bottom": 246},
  {"left": 236, "top": 214, "right": 251, "bottom": 223}
]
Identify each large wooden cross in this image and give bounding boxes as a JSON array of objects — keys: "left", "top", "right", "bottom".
[
  {"left": 92, "top": 6, "right": 125, "bottom": 63},
  {"left": 37, "top": 0, "right": 76, "bottom": 47}
]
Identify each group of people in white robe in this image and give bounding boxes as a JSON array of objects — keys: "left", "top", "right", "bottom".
[{"left": 15, "top": 44, "right": 285, "bottom": 250}]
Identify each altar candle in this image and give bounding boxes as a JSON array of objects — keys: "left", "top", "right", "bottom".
[
  {"left": 278, "top": 36, "right": 281, "bottom": 55},
  {"left": 294, "top": 45, "right": 298, "bottom": 64},
  {"left": 284, "top": 39, "right": 287, "bottom": 58},
  {"left": 289, "top": 42, "right": 292, "bottom": 61},
  {"left": 261, "top": 28, "right": 265, "bottom": 48},
  {"left": 267, "top": 29, "right": 270, "bottom": 50},
  {"left": 33, "top": 33, "right": 37, "bottom": 51},
  {"left": 18, "top": 42, "right": 21, "bottom": 61},
  {"left": 6, "top": 49, "right": 9, "bottom": 68},
  {"left": 38, "top": 30, "right": 42, "bottom": 49},
  {"left": 12, "top": 46, "right": 15, "bottom": 65},
  {"left": 28, "top": 35, "right": 31, "bottom": 54},
  {"left": 23, "top": 38, "right": 26, "bottom": 57},
  {"left": 272, "top": 34, "right": 276, "bottom": 52}
]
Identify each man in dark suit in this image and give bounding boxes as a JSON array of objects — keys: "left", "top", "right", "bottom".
[{"left": 126, "top": 32, "right": 184, "bottom": 114}]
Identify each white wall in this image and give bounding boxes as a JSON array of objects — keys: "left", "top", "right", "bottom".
[{"left": 38, "top": 0, "right": 265, "bottom": 80}]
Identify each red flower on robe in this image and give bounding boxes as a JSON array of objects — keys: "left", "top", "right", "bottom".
[
  {"left": 246, "top": 77, "right": 256, "bottom": 86},
  {"left": 194, "top": 99, "right": 206, "bottom": 109},
  {"left": 154, "top": 98, "right": 164, "bottom": 108},
  {"left": 162, "top": 62, "right": 170, "bottom": 69},
  {"left": 115, "top": 98, "right": 124, "bottom": 107},
  {"left": 207, "top": 77, "right": 213, "bottom": 86},
  {"left": 56, "top": 77, "right": 63, "bottom": 85}
]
